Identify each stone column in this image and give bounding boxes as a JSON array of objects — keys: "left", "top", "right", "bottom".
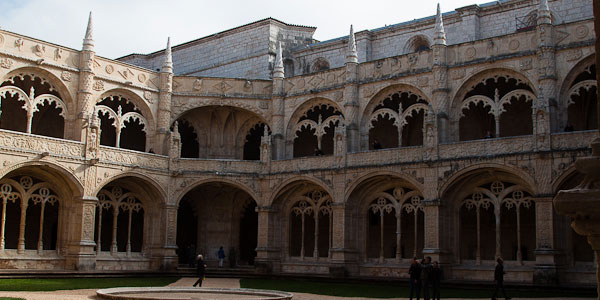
[
  {"left": 422, "top": 199, "right": 442, "bottom": 263},
  {"left": 255, "top": 205, "right": 280, "bottom": 274},
  {"left": 535, "top": 0, "right": 555, "bottom": 150},
  {"left": 150, "top": 203, "right": 178, "bottom": 270},
  {"left": 534, "top": 196, "right": 559, "bottom": 284},
  {"left": 431, "top": 3, "right": 449, "bottom": 147},
  {"left": 64, "top": 196, "right": 98, "bottom": 271}
]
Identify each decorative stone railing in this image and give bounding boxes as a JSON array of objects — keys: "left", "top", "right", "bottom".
[
  {"left": 0, "top": 129, "right": 84, "bottom": 158},
  {"left": 98, "top": 146, "right": 169, "bottom": 170},
  {"left": 174, "top": 158, "right": 261, "bottom": 174},
  {"left": 0, "top": 130, "right": 593, "bottom": 175}
]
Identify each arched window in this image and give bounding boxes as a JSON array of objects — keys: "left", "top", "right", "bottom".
[
  {"left": 367, "top": 186, "right": 423, "bottom": 262},
  {"left": 459, "top": 74, "right": 535, "bottom": 140},
  {"left": 293, "top": 104, "right": 342, "bottom": 157},
  {"left": 0, "top": 175, "right": 60, "bottom": 253},
  {"left": 368, "top": 91, "right": 429, "bottom": 149},
  {"left": 0, "top": 74, "right": 67, "bottom": 138},
  {"left": 284, "top": 59, "right": 295, "bottom": 77},
  {"left": 243, "top": 122, "right": 267, "bottom": 160},
  {"left": 311, "top": 58, "right": 330, "bottom": 73},
  {"left": 405, "top": 35, "right": 431, "bottom": 54},
  {"left": 566, "top": 64, "right": 597, "bottom": 131},
  {"left": 95, "top": 186, "right": 144, "bottom": 255},
  {"left": 459, "top": 180, "right": 535, "bottom": 265},
  {"left": 96, "top": 95, "right": 147, "bottom": 152},
  {"left": 176, "top": 119, "right": 199, "bottom": 158},
  {"left": 289, "top": 190, "right": 332, "bottom": 259}
]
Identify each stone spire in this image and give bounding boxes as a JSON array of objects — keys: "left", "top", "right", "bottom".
[
  {"left": 82, "top": 12, "right": 94, "bottom": 51},
  {"left": 162, "top": 37, "right": 173, "bottom": 73},
  {"left": 273, "top": 41, "right": 284, "bottom": 79},
  {"left": 346, "top": 25, "right": 358, "bottom": 63},
  {"left": 538, "top": 0, "right": 552, "bottom": 25},
  {"left": 434, "top": 3, "right": 446, "bottom": 45}
]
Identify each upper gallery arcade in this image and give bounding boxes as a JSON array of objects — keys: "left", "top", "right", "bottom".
[{"left": 0, "top": 0, "right": 596, "bottom": 286}]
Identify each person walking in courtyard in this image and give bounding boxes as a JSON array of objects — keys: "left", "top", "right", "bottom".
[
  {"left": 217, "top": 246, "right": 226, "bottom": 268},
  {"left": 421, "top": 257, "right": 433, "bottom": 300},
  {"left": 192, "top": 255, "right": 206, "bottom": 287},
  {"left": 492, "top": 257, "right": 510, "bottom": 300},
  {"left": 408, "top": 257, "right": 422, "bottom": 300},
  {"left": 431, "top": 261, "right": 443, "bottom": 300}
]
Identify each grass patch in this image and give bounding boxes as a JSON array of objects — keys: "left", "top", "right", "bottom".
[
  {"left": 240, "top": 278, "right": 597, "bottom": 299},
  {"left": 0, "top": 277, "right": 179, "bottom": 292},
  {"left": 0, "top": 298, "right": 24, "bottom": 300}
]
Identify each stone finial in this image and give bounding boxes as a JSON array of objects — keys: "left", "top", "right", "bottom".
[
  {"left": 434, "top": 4, "right": 447, "bottom": 45},
  {"left": 82, "top": 12, "right": 94, "bottom": 51},
  {"left": 538, "top": 0, "right": 552, "bottom": 24},
  {"left": 162, "top": 37, "right": 173, "bottom": 73},
  {"left": 273, "top": 41, "right": 284, "bottom": 79},
  {"left": 347, "top": 25, "right": 358, "bottom": 63}
]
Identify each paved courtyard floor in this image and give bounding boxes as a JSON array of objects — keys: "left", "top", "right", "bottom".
[{"left": 0, "top": 277, "right": 594, "bottom": 300}]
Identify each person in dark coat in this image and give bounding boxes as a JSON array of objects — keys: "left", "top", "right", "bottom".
[
  {"left": 420, "top": 256, "right": 433, "bottom": 300},
  {"left": 192, "top": 254, "right": 207, "bottom": 287},
  {"left": 492, "top": 257, "right": 511, "bottom": 300},
  {"left": 431, "top": 261, "right": 443, "bottom": 300},
  {"left": 408, "top": 257, "right": 422, "bottom": 300}
]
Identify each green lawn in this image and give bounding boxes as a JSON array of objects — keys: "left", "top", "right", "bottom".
[
  {"left": 0, "top": 277, "right": 178, "bottom": 292},
  {"left": 240, "top": 278, "right": 597, "bottom": 299},
  {"left": 0, "top": 298, "right": 24, "bottom": 300}
]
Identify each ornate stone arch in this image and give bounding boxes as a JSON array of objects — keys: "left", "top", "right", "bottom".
[
  {"left": 0, "top": 160, "right": 83, "bottom": 199},
  {"left": 175, "top": 178, "right": 259, "bottom": 207},
  {"left": 439, "top": 163, "right": 537, "bottom": 201},
  {"left": 360, "top": 84, "right": 430, "bottom": 149},
  {"left": 171, "top": 97, "right": 270, "bottom": 125},
  {"left": 345, "top": 170, "right": 424, "bottom": 204},
  {"left": 450, "top": 67, "right": 537, "bottom": 122},
  {"left": 403, "top": 34, "right": 432, "bottom": 54},
  {"left": 97, "top": 89, "right": 156, "bottom": 132},
  {"left": 268, "top": 176, "right": 335, "bottom": 207},
  {"left": 558, "top": 54, "right": 596, "bottom": 130},
  {"left": 94, "top": 171, "right": 167, "bottom": 205},
  {"left": 285, "top": 97, "right": 344, "bottom": 157},
  {"left": 1, "top": 67, "right": 76, "bottom": 118}
]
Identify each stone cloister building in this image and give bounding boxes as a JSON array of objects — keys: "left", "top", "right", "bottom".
[{"left": 0, "top": 0, "right": 596, "bottom": 285}]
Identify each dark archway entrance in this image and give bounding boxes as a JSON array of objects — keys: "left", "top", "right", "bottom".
[{"left": 176, "top": 182, "right": 258, "bottom": 267}]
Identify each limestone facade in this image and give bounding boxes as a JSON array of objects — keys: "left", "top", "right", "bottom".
[{"left": 0, "top": 0, "right": 596, "bottom": 286}]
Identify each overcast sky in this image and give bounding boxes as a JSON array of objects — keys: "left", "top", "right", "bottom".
[{"left": 1, "top": 0, "right": 486, "bottom": 59}]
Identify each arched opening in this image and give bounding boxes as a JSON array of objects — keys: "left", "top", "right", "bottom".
[
  {"left": 177, "top": 119, "right": 200, "bottom": 158},
  {"left": 368, "top": 90, "right": 428, "bottom": 149},
  {"left": 271, "top": 180, "right": 333, "bottom": 264},
  {"left": 405, "top": 35, "right": 431, "bottom": 54},
  {"left": 293, "top": 104, "right": 342, "bottom": 157},
  {"left": 443, "top": 168, "right": 535, "bottom": 266},
  {"left": 0, "top": 74, "right": 66, "bottom": 138},
  {"left": 176, "top": 182, "right": 258, "bottom": 267},
  {"left": 283, "top": 59, "right": 295, "bottom": 77},
  {"left": 95, "top": 184, "right": 145, "bottom": 255},
  {"left": 311, "top": 58, "right": 330, "bottom": 73},
  {"left": 459, "top": 74, "right": 534, "bottom": 140},
  {"left": 243, "top": 123, "right": 266, "bottom": 161},
  {"left": 566, "top": 64, "right": 597, "bottom": 131},
  {"left": 175, "top": 106, "right": 266, "bottom": 160},
  {"left": 96, "top": 95, "right": 147, "bottom": 152},
  {"left": 347, "top": 174, "right": 424, "bottom": 263}
]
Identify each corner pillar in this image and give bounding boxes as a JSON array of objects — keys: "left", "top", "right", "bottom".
[{"left": 64, "top": 196, "right": 97, "bottom": 271}]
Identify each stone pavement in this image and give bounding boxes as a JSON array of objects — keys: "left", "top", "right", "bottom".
[{"left": 0, "top": 277, "right": 593, "bottom": 300}]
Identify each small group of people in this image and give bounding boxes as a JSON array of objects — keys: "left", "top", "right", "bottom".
[{"left": 408, "top": 256, "right": 442, "bottom": 300}]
